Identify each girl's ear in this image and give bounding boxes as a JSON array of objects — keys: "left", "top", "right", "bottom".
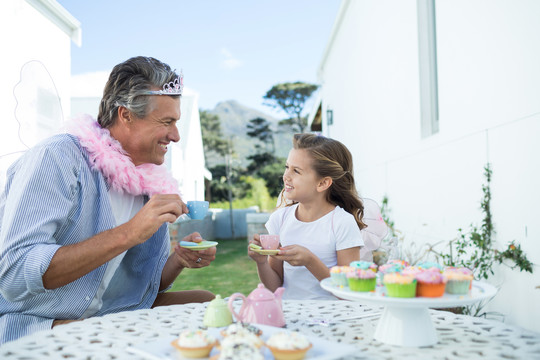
[{"left": 317, "top": 177, "right": 333, "bottom": 193}]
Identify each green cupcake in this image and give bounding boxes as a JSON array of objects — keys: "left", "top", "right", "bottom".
[
  {"left": 347, "top": 269, "right": 376, "bottom": 292},
  {"left": 383, "top": 273, "right": 417, "bottom": 298}
]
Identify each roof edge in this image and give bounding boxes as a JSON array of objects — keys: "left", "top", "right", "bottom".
[
  {"left": 318, "top": 0, "right": 351, "bottom": 80},
  {"left": 26, "top": 0, "right": 82, "bottom": 46}
]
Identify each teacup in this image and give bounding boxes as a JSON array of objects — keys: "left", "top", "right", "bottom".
[
  {"left": 186, "top": 201, "right": 209, "bottom": 220},
  {"left": 260, "top": 234, "right": 280, "bottom": 250}
]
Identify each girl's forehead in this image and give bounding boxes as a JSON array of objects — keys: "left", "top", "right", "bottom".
[{"left": 287, "top": 148, "right": 313, "bottom": 167}]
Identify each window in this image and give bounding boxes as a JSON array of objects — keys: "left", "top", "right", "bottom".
[{"left": 417, "top": 0, "right": 439, "bottom": 137}]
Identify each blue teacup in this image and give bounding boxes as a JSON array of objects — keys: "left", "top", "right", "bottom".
[{"left": 186, "top": 201, "right": 209, "bottom": 220}]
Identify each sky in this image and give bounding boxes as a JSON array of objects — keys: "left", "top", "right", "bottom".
[{"left": 56, "top": 0, "right": 342, "bottom": 118}]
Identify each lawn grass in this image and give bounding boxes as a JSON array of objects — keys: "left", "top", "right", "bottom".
[{"left": 169, "top": 238, "right": 261, "bottom": 297}]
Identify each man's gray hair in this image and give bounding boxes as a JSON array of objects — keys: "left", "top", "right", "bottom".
[{"left": 97, "top": 56, "right": 179, "bottom": 128}]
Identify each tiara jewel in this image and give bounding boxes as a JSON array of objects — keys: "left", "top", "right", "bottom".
[{"left": 144, "top": 71, "right": 183, "bottom": 96}]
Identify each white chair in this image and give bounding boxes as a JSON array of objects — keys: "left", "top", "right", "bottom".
[{"left": 360, "top": 198, "right": 389, "bottom": 262}]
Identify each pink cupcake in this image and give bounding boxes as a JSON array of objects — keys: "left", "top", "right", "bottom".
[
  {"left": 417, "top": 261, "right": 444, "bottom": 272},
  {"left": 401, "top": 266, "right": 423, "bottom": 277},
  {"left": 415, "top": 269, "right": 447, "bottom": 297}
]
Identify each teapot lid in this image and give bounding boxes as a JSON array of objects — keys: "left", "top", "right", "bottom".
[
  {"left": 207, "top": 294, "right": 227, "bottom": 308},
  {"left": 248, "top": 283, "right": 277, "bottom": 301}
]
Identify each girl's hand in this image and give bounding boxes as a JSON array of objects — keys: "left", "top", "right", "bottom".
[
  {"left": 274, "top": 245, "right": 313, "bottom": 266},
  {"left": 248, "top": 234, "right": 268, "bottom": 264}
]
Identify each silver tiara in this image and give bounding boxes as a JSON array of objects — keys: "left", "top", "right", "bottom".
[{"left": 144, "top": 71, "right": 183, "bottom": 96}]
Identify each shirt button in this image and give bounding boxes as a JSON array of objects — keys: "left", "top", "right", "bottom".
[{"left": 85, "top": 296, "right": 90, "bottom": 301}]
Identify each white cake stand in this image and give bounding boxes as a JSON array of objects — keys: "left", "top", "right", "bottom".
[{"left": 320, "top": 278, "right": 497, "bottom": 347}]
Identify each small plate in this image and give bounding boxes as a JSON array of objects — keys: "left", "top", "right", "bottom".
[
  {"left": 179, "top": 240, "right": 218, "bottom": 250},
  {"left": 251, "top": 248, "right": 280, "bottom": 255}
]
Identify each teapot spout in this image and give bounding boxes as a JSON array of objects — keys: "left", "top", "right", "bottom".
[{"left": 274, "top": 287, "right": 285, "bottom": 302}]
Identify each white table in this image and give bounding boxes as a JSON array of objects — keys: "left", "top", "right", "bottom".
[{"left": 1, "top": 300, "right": 539, "bottom": 359}]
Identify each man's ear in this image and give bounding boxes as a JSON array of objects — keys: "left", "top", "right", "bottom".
[
  {"left": 317, "top": 177, "right": 333, "bottom": 193},
  {"left": 117, "top": 106, "right": 132, "bottom": 124}
]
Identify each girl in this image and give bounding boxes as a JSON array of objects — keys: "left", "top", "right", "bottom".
[{"left": 248, "top": 133, "right": 366, "bottom": 300}]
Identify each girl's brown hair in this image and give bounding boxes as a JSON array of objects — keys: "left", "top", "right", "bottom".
[{"left": 279, "top": 133, "right": 366, "bottom": 230}]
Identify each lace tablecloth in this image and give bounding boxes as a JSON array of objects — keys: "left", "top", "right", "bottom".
[{"left": 1, "top": 300, "right": 539, "bottom": 359}]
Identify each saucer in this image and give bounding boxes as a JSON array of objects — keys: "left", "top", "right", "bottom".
[
  {"left": 252, "top": 248, "right": 280, "bottom": 255},
  {"left": 179, "top": 240, "right": 218, "bottom": 250}
]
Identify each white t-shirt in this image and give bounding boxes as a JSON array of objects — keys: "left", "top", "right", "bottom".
[
  {"left": 81, "top": 189, "right": 144, "bottom": 318},
  {"left": 265, "top": 204, "right": 363, "bottom": 300}
]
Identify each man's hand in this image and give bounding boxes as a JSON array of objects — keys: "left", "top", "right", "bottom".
[
  {"left": 171, "top": 232, "right": 216, "bottom": 269},
  {"left": 126, "top": 194, "right": 186, "bottom": 246}
]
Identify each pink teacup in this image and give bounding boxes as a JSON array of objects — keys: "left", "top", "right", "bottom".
[{"left": 260, "top": 234, "right": 280, "bottom": 250}]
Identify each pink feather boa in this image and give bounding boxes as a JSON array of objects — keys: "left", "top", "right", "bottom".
[{"left": 67, "top": 115, "right": 180, "bottom": 197}]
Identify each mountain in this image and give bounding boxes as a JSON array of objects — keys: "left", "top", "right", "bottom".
[{"left": 205, "top": 100, "right": 292, "bottom": 168}]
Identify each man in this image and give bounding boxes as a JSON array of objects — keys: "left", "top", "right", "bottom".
[{"left": 0, "top": 56, "right": 216, "bottom": 344}]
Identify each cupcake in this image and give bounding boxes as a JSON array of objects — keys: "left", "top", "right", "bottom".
[
  {"left": 221, "top": 322, "right": 262, "bottom": 337},
  {"left": 170, "top": 329, "right": 217, "bottom": 358},
  {"left": 218, "top": 332, "right": 264, "bottom": 350},
  {"left": 417, "top": 261, "right": 444, "bottom": 272},
  {"left": 266, "top": 331, "right": 312, "bottom": 360},
  {"left": 444, "top": 267, "right": 473, "bottom": 294},
  {"left": 415, "top": 269, "right": 447, "bottom": 297},
  {"left": 401, "top": 266, "right": 424, "bottom": 277},
  {"left": 330, "top": 266, "right": 353, "bottom": 286},
  {"left": 387, "top": 259, "right": 409, "bottom": 267},
  {"left": 379, "top": 262, "right": 405, "bottom": 273},
  {"left": 383, "top": 273, "right": 417, "bottom": 298},
  {"left": 377, "top": 262, "right": 403, "bottom": 286},
  {"left": 346, "top": 269, "right": 376, "bottom": 292},
  {"left": 349, "top": 261, "right": 377, "bottom": 272},
  {"left": 211, "top": 341, "right": 263, "bottom": 360}
]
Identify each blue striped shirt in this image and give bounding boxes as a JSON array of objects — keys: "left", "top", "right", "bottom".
[{"left": 0, "top": 134, "right": 170, "bottom": 344}]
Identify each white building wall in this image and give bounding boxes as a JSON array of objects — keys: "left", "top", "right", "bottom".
[
  {"left": 0, "top": 0, "right": 78, "bottom": 177},
  {"left": 318, "top": 0, "right": 540, "bottom": 332},
  {"left": 170, "top": 88, "right": 207, "bottom": 202}
]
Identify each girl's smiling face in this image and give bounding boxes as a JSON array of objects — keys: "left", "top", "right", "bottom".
[{"left": 283, "top": 148, "right": 322, "bottom": 204}]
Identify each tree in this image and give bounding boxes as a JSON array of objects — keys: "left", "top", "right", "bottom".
[
  {"left": 245, "top": 117, "right": 280, "bottom": 191},
  {"left": 200, "top": 110, "right": 239, "bottom": 220},
  {"left": 207, "top": 163, "right": 246, "bottom": 202},
  {"left": 246, "top": 152, "right": 277, "bottom": 175},
  {"left": 263, "top": 82, "right": 318, "bottom": 133},
  {"left": 258, "top": 161, "right": 285, "bottom": 197},
  {"left": 200, "top": 110, "right": 229, "bottom": 163},
  {"left": 246, "top": 117, "right": 275, "bottom": 154}
]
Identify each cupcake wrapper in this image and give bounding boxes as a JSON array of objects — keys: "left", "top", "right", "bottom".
[
  {"left": 330, "top": 273, "right": 349, "bottom": 287},
  {"left": 416, "top": 282, "right": 446, "bottom": 297},
  {"left": 348, "top": 278, "right": 376, "bottom": 292},
  {"left": 445, "top": 279, "right": 471, "bottom": 294},
  {"left": 385, "top": 282, "right": 417, "bottom": 298}
]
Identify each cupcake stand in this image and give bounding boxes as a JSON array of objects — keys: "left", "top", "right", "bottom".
[{"left": 320, "top": 278, "right": 497, "bottom": 347}]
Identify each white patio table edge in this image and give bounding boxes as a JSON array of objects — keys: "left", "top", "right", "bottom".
[{"left": 1, "top": 300, "right": 539, "bottom": 359}]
